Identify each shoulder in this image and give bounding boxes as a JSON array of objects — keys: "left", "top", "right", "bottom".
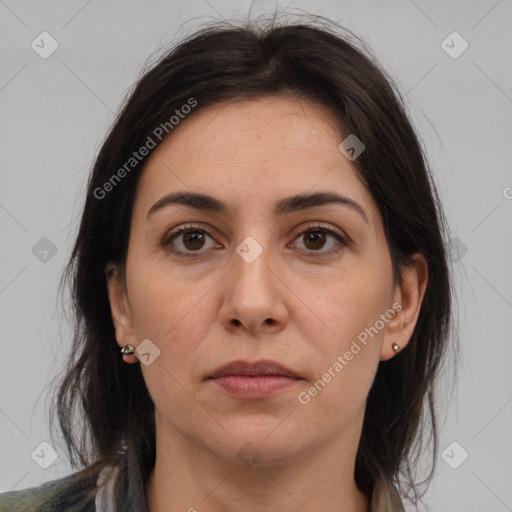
[{"left": 0, "top": 464, "right": 102, "bottom": 512}]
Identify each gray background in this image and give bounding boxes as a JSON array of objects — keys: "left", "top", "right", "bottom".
[{"left": 1, "top": 1, "right": 511, "bottom": 510}]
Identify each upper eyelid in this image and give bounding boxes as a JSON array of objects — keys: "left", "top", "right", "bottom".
[
  {"left": 166, "top": 222, "right": 344, "bottom": 238},
  {"left": 296, "top": 222, "right": 345, "bottom": 238}
]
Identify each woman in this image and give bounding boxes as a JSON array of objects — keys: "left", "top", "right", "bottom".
[{"left": 0, "top": 13, "right": 453, "bottom": 512}]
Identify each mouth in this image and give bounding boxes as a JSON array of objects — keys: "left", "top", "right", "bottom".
[
  {"left": 207, "top": 359, "right": 303, "bottom": 400},
  {"left": 208, "top": 359, "right": 302, "bottom": 379}
]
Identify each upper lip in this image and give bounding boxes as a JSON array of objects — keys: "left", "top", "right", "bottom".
[{"left": 208, "top": 359, "right": 302, "bottom": 379}]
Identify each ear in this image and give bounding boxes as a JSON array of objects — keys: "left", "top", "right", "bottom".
[
  {"left": 105, "top": 263, "right": 138, "bottom": 363},
  {"left": 381, "top": 253, "right": 428, "bottom": 361}
]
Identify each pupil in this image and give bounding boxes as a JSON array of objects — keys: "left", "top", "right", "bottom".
[
  {"left": 184, "top": 232, "right": 204, "bottom": 250},
  {"left": 305, "top": 232, "right": 325, "bottom": 250}
]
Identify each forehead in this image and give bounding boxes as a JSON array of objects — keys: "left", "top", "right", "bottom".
[
  {"left": 157, "top": 95, "right": 341, "bottom": 158},
  {"left": 133, "top": 95, "right": 378, "bottom": 228}
]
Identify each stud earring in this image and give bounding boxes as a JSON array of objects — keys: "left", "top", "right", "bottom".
[
  {"left": 392, "top": 343, "right": 400, "bottom": 352},
  {"left": 121, "top": 344, "right": 135, "bottom": 356}
]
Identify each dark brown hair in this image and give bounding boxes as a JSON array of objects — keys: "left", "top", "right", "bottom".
[{"left": 50, "top": 13, "right": 455, "bottom": 505}]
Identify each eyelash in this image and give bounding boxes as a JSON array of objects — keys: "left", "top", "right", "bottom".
[{"left": 163, "top": 223, "right": 347, "bottom": 258}]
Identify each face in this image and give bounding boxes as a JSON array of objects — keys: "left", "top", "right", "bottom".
[{"left": 107, "top": 95, "right": 424, "bottom": 467}]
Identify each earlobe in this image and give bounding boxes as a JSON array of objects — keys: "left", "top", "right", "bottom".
[
  {"left": 381, "top": 253, "right": 428, "bottom": 361},
  {"left": 105, "top": 263, "right": 138, "bottom": 363}
]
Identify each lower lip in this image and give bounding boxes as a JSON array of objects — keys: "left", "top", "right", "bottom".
[{"left": 209, "top": 375, "right": 301, "bottom": 399}]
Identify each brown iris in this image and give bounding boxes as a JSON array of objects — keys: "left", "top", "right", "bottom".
[
  {"left": 182, "top": 231, "right": 206, "bottom": 251},
  {"left": 303, "top": 231, "right": 327, "bottom": 250}
]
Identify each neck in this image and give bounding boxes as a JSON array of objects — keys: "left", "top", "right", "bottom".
[{"left": 145, "top": 414, "right": 369, "bottom": 512}]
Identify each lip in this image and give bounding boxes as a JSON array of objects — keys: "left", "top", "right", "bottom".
[
  {"left": 207, "top": 359, "right": 303, "bottom": 400},
  {"left": 208, "top": 359, "right": 301, "bottom": 379}
]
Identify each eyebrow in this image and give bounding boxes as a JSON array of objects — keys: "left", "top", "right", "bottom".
[{"left": 146, "top": 191, "right": 369, "bottom": 224}]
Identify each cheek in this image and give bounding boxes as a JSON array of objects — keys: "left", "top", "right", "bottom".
[
  {"left": 126, "top": 265, "right": 219, "bottom": 360},
  {"left": 292, "top": 263, "right": 391, "bottom": 409},
  {"left": 127, "top": 253, "right": 189, "bottom": 329},
  {"left": 300, "top": 265, "right": 392, "bottom": 346},
  {"left": 301, "top": 355, "right": 378, "bottom": 437},
  {"left": 297, "top": 290, "right": 384, "bottom": 422}
]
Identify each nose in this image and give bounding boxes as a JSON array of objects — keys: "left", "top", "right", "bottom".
[{"left": 218, "top": 236, "right": 289, "bottom": 336}]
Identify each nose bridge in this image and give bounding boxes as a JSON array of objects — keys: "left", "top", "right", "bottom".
[
  {"left": 220, "top": 228, "right": 284, "bottom": 325},
  {"left": 232, "top": 232, "right": 272, "bottom": 288},
  {"left": 229, "top": 206, "right": 274, "bottom": 270},
  {"left": 224, "top": 204, "right": 283, "bottom": 289}
]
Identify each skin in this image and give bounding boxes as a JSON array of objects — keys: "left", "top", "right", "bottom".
[{"left": 106, "top": 94, "right": 428, "bottom": 512}]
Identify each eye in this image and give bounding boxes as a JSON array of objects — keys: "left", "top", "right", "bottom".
[
  {"left": 290, "top": 223, "right": 347, "bottom": 256},
  {"left": 164, "top": 222, "right": 347, "bottom": 258},
  {"left": 164, "top": 224, "right": 220, "bottom": 257}
]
